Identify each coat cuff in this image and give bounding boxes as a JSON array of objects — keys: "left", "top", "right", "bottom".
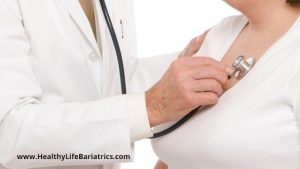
[{"left": 127, "top": 93, "right": 153, "bottom": 141}]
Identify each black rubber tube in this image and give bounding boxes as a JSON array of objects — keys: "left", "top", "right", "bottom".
[{"left": 100, "top": 0, "right": 127, "bottom": 94}]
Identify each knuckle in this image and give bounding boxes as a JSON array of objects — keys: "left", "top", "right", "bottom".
[
  {"left": 206, "top": 68, "right": 227, "bottom": 83},
  {"left": 210, "top": 80, "right": 221, "bottom": 90},
  {"left": 196, "top": 66, "right": 207, "bottom": 75},
  {"left": 206, "top": 93, "right": 219, "bottom": 104},
  {"left": 203, "top": 66, "right": 215, "bottom": 76},
  {"left": 202, "top": 79, "right": 222, "bottom": 95},
  {"left": 218, "top": 72, "right": 228, "bottom": 84},
  {"left": 217, "top": 84, "right": 223, "bottom": 95},
  {"left": 215, "top": 86, "right": 223, "bottom": 96}
]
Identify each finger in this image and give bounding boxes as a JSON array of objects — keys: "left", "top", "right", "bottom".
[
  {"left": 190, "top": 66, "right": 229, "bottom": 86},
  {"left": 188, "top": 57, "right": 233, "bottom": 75},
  {"left": 192, "top": 92, "right": 219, "bottom": 106},
  {"left": 184, "top": 34, "right": 206, "bottom": 56},
  {"left": 190, "top": 79, "right": 223, "bottom": 96},
  {"left": 180, "top": 30, "right": 209, "bottom": 57}
]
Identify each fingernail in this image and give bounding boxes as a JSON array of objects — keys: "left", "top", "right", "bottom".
[{"left": 226, "top": 67, "right": 234, "bottom": 75}]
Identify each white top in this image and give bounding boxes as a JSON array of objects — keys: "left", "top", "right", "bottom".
[{"left": 152, "top": 15, "right": 300, "bottom": 169}]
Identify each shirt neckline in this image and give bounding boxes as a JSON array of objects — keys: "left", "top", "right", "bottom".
[{"left": 218, "top": 15, "right": 300, "bottom": 95}]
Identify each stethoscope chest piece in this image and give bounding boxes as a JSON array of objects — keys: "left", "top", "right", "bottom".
[{"left": 231, "top": 55, "right": 255, "bottom": 79}]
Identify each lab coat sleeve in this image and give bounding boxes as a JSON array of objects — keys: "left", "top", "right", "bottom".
[
  {"left": 128, "top": 53, "right": 178, "bottom": 92},
  {"left": 0, "top": 1, "right": 140, "bottom": 168},
  {"left": 126, "top": 53, "right": 177, "bottom": 141}
]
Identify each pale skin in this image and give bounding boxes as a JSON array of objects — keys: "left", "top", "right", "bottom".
[{"left": 154, "top": 0, "right": 300, "bottom": 168}]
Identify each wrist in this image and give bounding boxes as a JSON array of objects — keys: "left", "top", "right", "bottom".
[{"left": 145, "top": 90, "right": 164, "bottom": 127}]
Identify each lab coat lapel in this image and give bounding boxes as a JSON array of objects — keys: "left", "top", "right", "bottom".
[{"left": 59, "top": 0, "right": 101, "bottom": 56}]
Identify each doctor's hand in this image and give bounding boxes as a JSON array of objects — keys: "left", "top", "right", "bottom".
[
  {"left": 146, "top": 57, "right": 232, "bottom": 127},
  {"left": 145, "top": 31, "right": 232, "bottom": 127}
]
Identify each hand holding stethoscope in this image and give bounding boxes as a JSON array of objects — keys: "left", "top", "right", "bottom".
[{"left": 150, "top": 55, "right": 255, "bottom": 138}]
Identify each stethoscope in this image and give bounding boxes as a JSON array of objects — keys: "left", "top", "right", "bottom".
[{"left": 100, "top": 0, "right": 256, "bottom": 139}]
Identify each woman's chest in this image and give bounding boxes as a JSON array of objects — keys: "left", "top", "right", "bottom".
[
  {"left": 152, "top": 63, "right": 300, "bottom": 169},
  {"left": 152, "top": 15, "right": 300, "bottom": 169}
]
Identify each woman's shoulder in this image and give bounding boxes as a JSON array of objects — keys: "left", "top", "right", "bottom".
[
  {"left": 210, "top": 15, "right": 246, "bottom": 33},
  {"left": 206, "top": 15, "right": 248, "bottom": 42},
  {"left": 195, "top": 15, "right": 247, "bottom": 58}
]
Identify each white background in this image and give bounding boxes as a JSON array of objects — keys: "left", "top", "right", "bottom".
[{"left": 122, "top": 1, "right": 239, "bottom": 169}]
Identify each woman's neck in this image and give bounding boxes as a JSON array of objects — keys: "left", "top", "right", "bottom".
[{"left": 241, "top": 2, "right": 300, "bottom": 32}]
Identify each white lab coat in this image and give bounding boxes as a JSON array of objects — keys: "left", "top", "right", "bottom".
[{"left": 0, "top": 0, "right": 176, "bottom": 169}]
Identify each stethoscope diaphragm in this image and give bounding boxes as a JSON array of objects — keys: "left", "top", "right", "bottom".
[{"left": 229, "top": 55, "right": 255, "bottom": 79}]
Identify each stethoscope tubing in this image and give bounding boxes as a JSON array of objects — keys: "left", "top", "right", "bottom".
[
  {"left": 150, "top": 106, "right": 200, "bottom": 138},
  {"left": 100, "top": 0, "right": 127, "bottom": 94}
]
